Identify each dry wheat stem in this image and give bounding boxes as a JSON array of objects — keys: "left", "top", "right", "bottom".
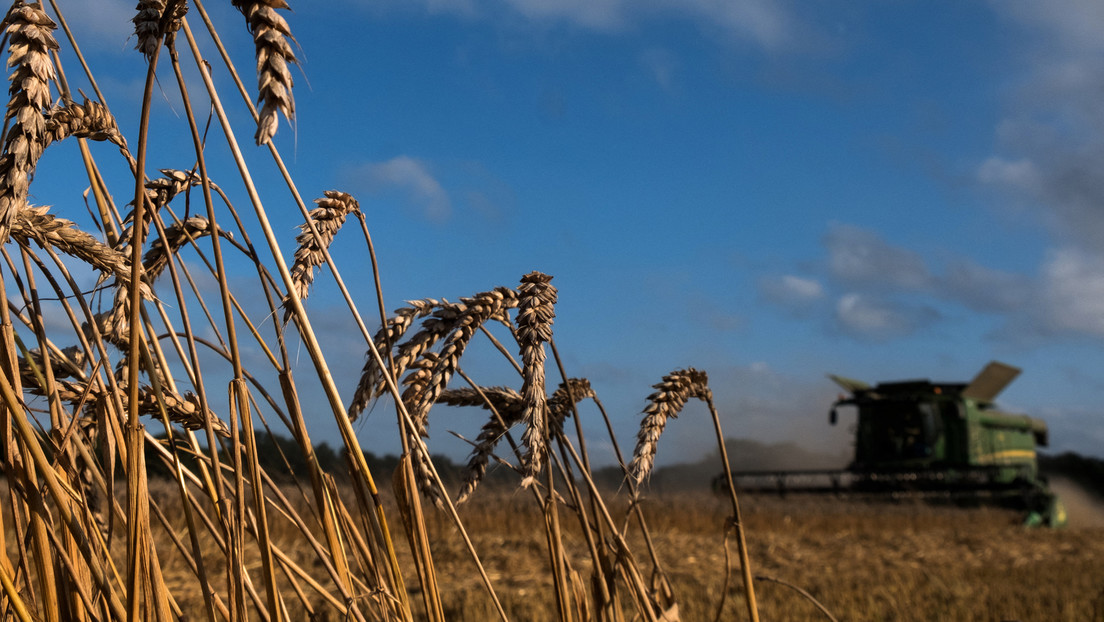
[
  {"left": 517, "top": 271, "right": 556, "bottom": 481},
  {"left": 283, "top": 190, "right": 359, "bottom": 321},
  {"left": 232, "top": 0, "right": 296, "bottom": 144},
  {"left": 0, "top": 2, "right": 57, "bottom": 243},
  {"left": 629, "top": 368, "right": 712, "bottom": 483}
]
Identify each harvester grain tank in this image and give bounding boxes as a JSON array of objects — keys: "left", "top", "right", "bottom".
[{"left": 729, "top": 362, "right": 1066, "bottom": 527}]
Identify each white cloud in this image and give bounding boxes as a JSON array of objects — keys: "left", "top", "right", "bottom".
[
  {"left": 1040, "top": 249, "right": 1104, "bottom": 337},
  {"left": 834, "top": 293, "right": 936, "bottom": 341},
  {"left": 678, "top": 0, "right": 794, "bottom": 50},
  {"left": 760, "top": 274, "right": 824, "bottom": 313},
  {"left": 976, "top": 156, "right": 1040, "bottom": 191},
  {"left": 995, "top": 0, "right": 1104, "bottom": 54},
  {"left": 357, "top": 156, "right": 452, "bottom": 223},
  {"left": 502, "top": 0, "right": 623, "bottom": 29},
  {"left": 939, "top": 260, "right": 1033, "bottom": 314},
  {"left": 824, "top": 224, "right": 931, "bottom": 291},
  {"left": 353, "top": 0, "right": 801, "bottom": 52},
  {"left": 979, "top": 1, "right": 1104, "bottom": 248}
]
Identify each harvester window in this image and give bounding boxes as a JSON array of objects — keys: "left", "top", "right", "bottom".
[{"left": 865, "top": 400, "right": 942, "bottom": 462}]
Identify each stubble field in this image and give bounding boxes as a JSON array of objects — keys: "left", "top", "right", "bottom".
[{"left": 417, "top": 492, "right": 1104, "bottom": 621}]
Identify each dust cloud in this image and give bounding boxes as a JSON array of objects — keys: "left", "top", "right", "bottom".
[{"left": 1049, "top": 477, "right": 1104, "bottom": 529}]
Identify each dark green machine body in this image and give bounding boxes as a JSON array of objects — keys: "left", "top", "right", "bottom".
[
  {"left": 727, "top": 362, "right": 1066, "bottom": 527},
  {"left": 828, "top": 361, "right": 1065, "bottom": 526}
]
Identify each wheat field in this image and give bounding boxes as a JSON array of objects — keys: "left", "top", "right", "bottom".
[{"left": 0, "top": 2, "right": 1096, "bottom": 621}]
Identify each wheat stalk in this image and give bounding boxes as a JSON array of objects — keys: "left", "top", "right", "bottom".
[
  {"left": 516, "top": 271, "right": 556, "bottom": 481},
  {"left": 232, "top": 0, "right": 297, "bottom": 145},
  {"left": 283, "top": 191, "right": 360, "bottom": 321},
  {"left": 0, "top": 2, "right": 57, "bottom": 243},
  {"left": 628, "top": 367, "right": 712, "bottom": 483}
]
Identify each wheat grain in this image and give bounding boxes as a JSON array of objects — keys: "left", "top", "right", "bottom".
[
  {"left": 283, "top": 191, "right": 360, "bottom": 321},
  {"left": 143, "top": 168, "right": 203, "bottom": 209},
  {"left": 516, "top": 271, "right": 556, "bottom": 481},
  {"left": 629, "top": 368, "right": 711, "bottom": 483},
  {"left": 0, "top": 2, "right": 57, "bottom": 243},
  {"left": 232, "top": 0, "right": 297, "bottom": 145},
  {"left": 547, "top": 377, "right": 595, "bottom": 433},
  {"left": 45, "top": 99, "right": 127, "bottom": 149}
]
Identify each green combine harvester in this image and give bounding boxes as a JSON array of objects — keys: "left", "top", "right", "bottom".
[{"left": 727, "top": 361, "right": 1066, "bottom": 527}]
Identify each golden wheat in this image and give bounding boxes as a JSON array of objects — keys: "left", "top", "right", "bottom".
[
  {"left": 232, "top": 0, "right": 297, "bottom": 145},
  {"left": 0, "top": 2, "right": 57, "bottom": 243},
  {"left": 630, "top": 368, "right": 712, "bottom": 483},
  {"left": 284, "top": 190, "right": 360, "bottom": 321}
]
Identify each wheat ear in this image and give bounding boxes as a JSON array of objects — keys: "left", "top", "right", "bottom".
[
  {"left": 132, "top": 0, "right": 187, "bottom": 61},
  {"left": 628, "top": 368, "right": 712, "bottom": 483},
  {"left": 143, "top": 215, "right": 226, "bottom": 281},
  {"left": 283, "top": 191, "right": 360, "bottom": 322},
  {"left": 232, "top": 0, "right": 297, "bottom": 145},
  {"left": 347, "top": 298, "right": 441, "bottom": 420},
  {"left": 443, "top": 386, "right": 525, "bottom": 504},
  {"left": 0, "top": 2, "right": 57, "bottom": 243},
  {"left": 45, "top": 99, "right": 127, "bottom": 149},
  {"left": 410, "top": 288, "right": 519, "bottom": 424},
  {"left": 548, "top": 377, "right": 595, "bottom": 434},
  {"left": 118, "top": 169, "right": 205, "bottom": 258},
  {"left": 10, "top": 206, "right": 141, "bottom": 293},
  {"left": 18, "top": 357, "right": 229, "bottom": 436},
  {"left": 517, "top": 271, "right": 557, "bottom": 481}
]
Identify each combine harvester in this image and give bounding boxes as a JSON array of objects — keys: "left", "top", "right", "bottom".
[{"left": 725, "top": 361, "right": 1067, "bottom": 527}]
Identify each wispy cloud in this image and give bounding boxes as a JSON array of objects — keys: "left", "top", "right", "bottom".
[
  {"left": 824, "top": 224, "right": 931, "bottom": 291},
  {"left": 938, "top": 259, "right": 1032, "bottom": 314},
  {"left": 1039, "top": 248, "right": 1104, "bottom": 337},
  {"left": 759, "top": 274, "right": 825, "bottom": 316},
  {"left": 349, "top": 0, "right": 803, "bottom": 52},
  {"left": 353, "top": 156, "right": 452, "bottom": 223},
  {"left": 834, "top": 293, "right": 938, "bottom": 341},
  {"left": 978, "top": 1, "right": 1104, "bottom": 248}
]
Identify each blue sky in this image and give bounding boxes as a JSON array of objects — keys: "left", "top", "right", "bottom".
[{"left": 34, "top": 1, "right": 1104, "bottom": 466}]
